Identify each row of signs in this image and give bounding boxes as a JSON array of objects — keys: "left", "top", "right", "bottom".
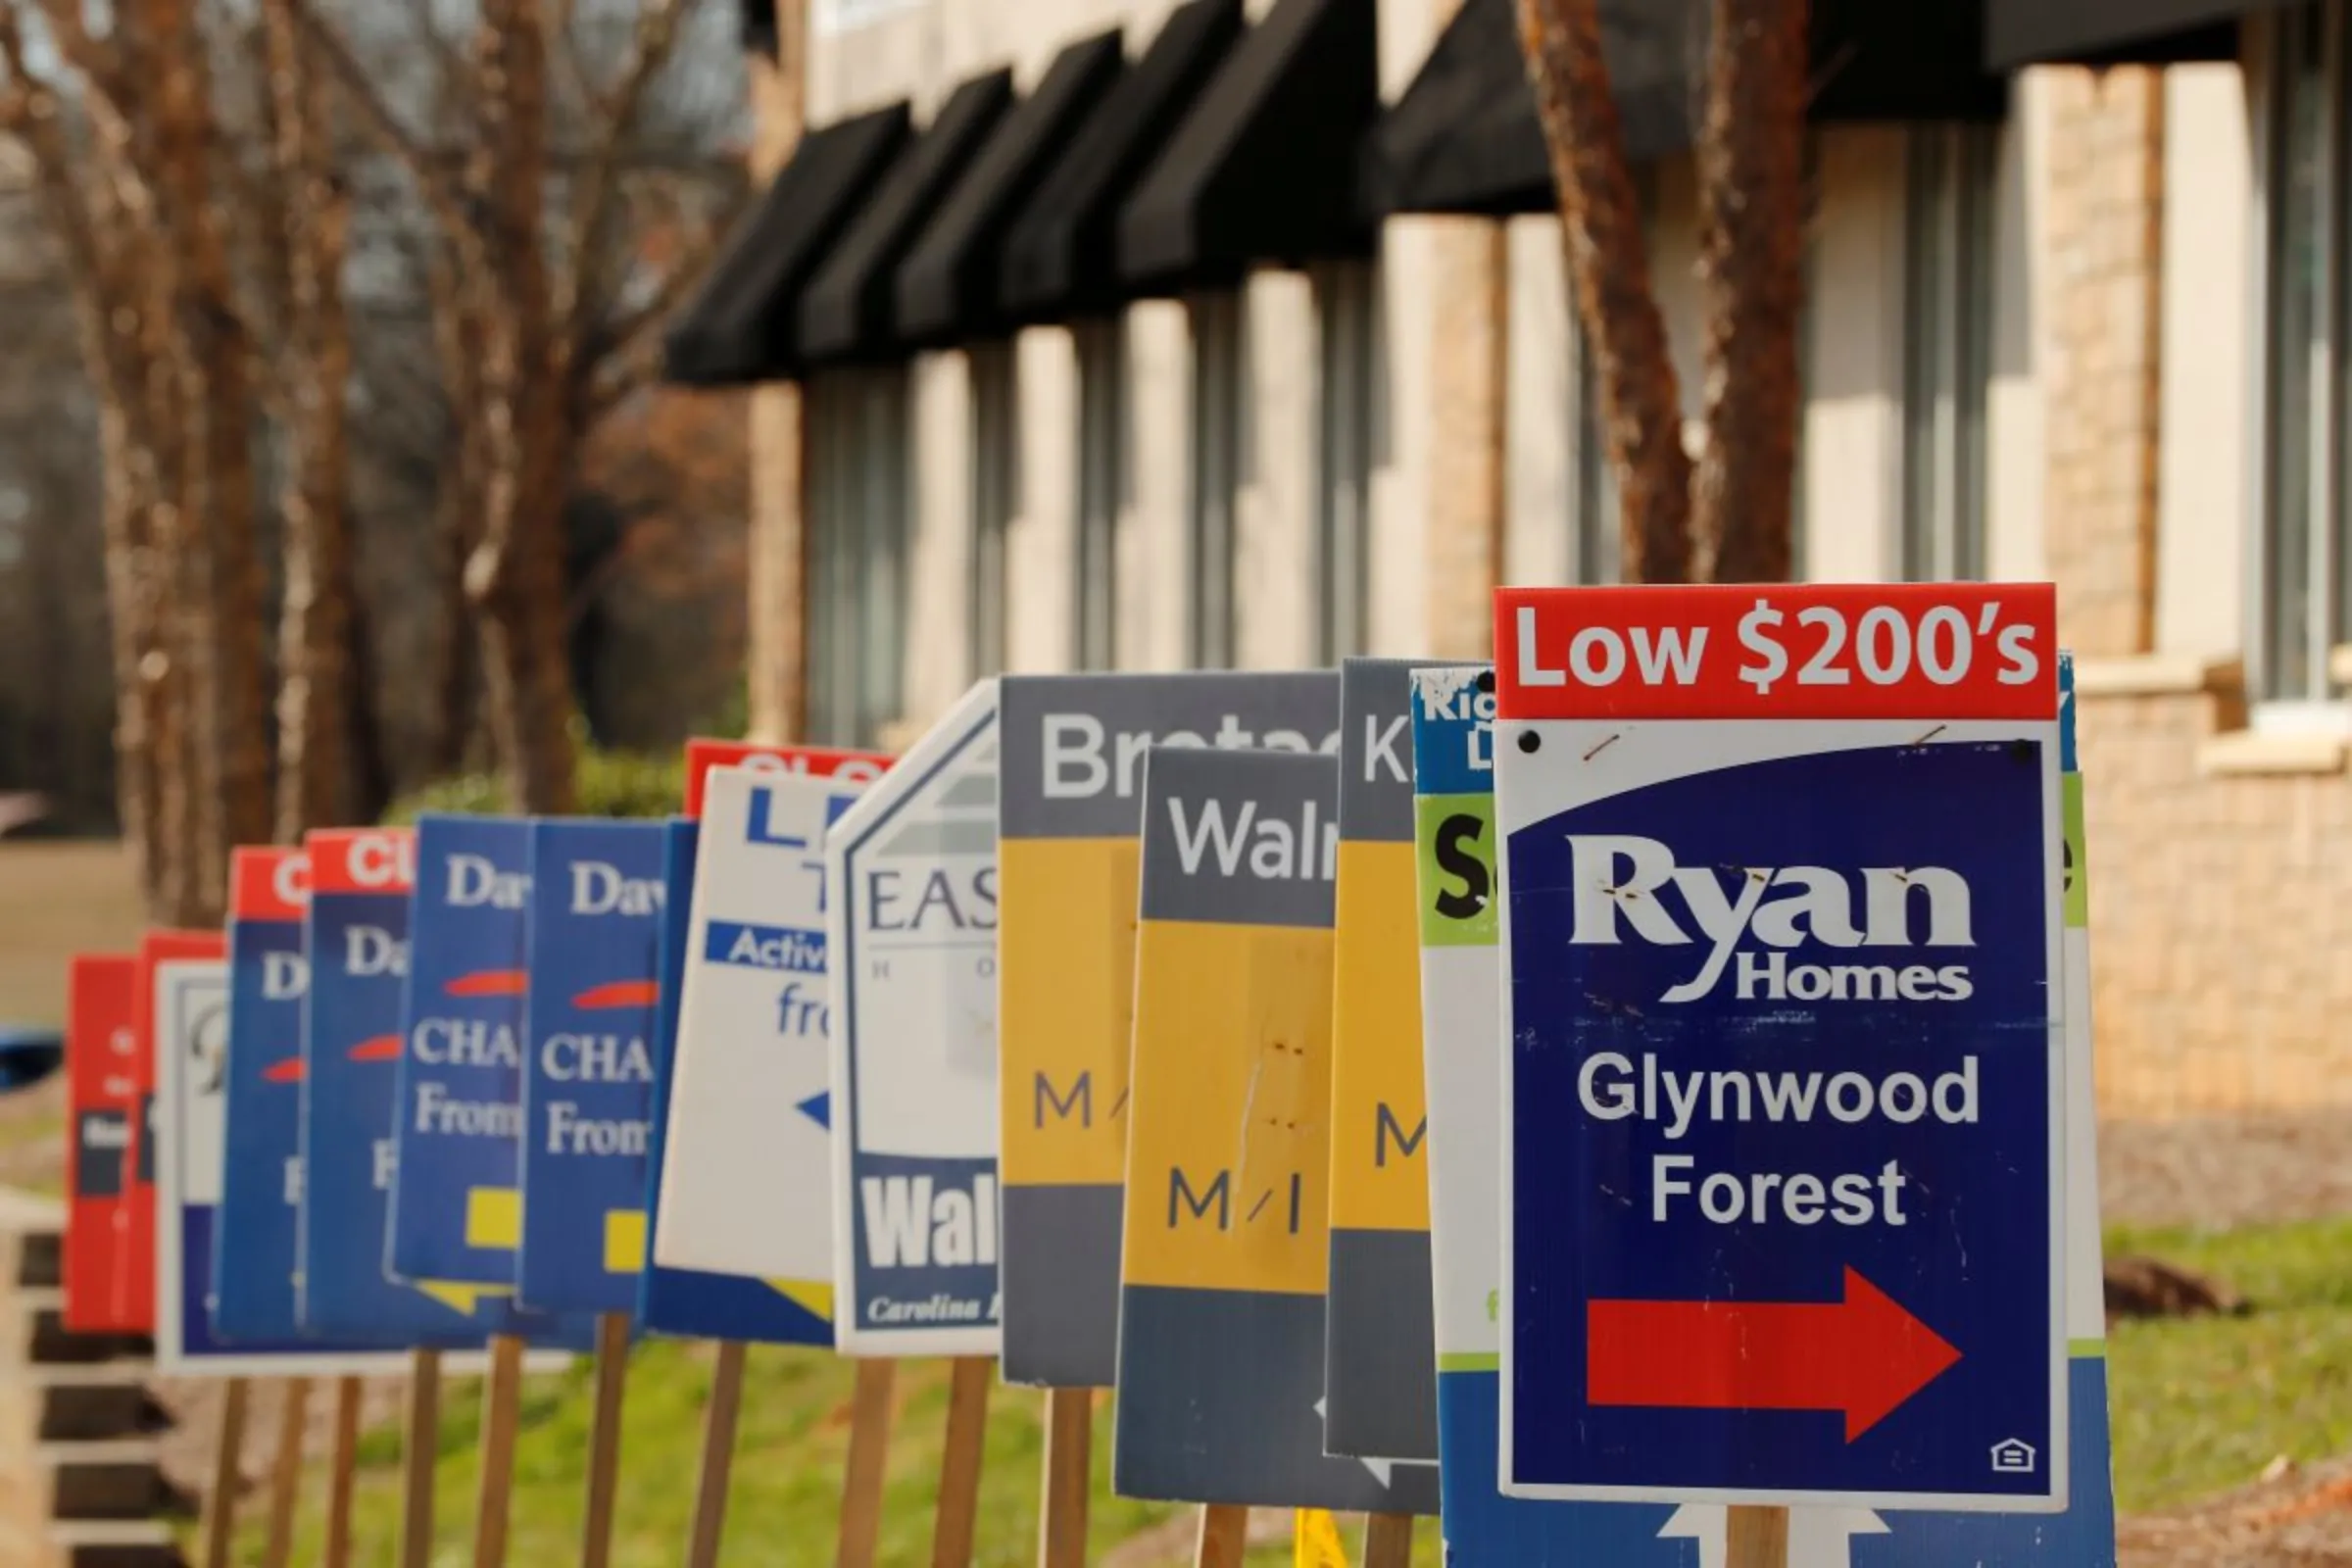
[{"left": 59, "top": 583, "right": 2119, "bottom": 1564}]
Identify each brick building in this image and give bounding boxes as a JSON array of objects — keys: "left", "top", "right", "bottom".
[{"left": 670, "top": 0, "right": 2352, "bottom": 1117}]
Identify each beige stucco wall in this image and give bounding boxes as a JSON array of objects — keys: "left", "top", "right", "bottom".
[{"left": 2155, "top": 62, "right": 2254, "bottom": 662}]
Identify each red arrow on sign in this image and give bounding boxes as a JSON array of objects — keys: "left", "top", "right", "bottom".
[{"left": 1587, "top": 1267, "right": 1961, "bottom": 1441}]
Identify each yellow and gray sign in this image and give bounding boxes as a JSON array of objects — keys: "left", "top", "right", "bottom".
[
  {"left": 1112, "top": 744, "right": 1439, "bottom": 1514},
  {"left": 997, "top": 671, "right": 1341, "bottom": 1388},
  {"left": 1324, "top": 659, "right": 1439, "bottom": 1463}
]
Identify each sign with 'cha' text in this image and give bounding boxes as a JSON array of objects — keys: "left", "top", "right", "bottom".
[{"left": 1493, "top": 583, "right": 2068, "bottom": 1513}]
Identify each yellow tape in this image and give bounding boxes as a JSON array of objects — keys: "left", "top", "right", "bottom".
[{"left": 1294, "top": 1509, "right": 1350, "bottom": 1568}]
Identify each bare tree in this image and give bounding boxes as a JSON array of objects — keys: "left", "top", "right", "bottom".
[
  {"left": 1519, "top": 0, "right": 1809, "bottom": 585},
  {"left": 297, "top": 0, "right": 742, "bottom": 812}
]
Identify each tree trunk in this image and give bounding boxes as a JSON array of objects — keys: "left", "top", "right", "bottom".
[
  {"left": 746, "top": 10, "right": 809, "bottom": 743},
  {"left": 468, "top": 0, "right": 580, "bottom": 814},
  {"left": 1517, "top": 0, "right": 1693, "bottom": 584},
  {"left": 1690, "top": 0, "right": 1808, "bottom": 584},
  {"left": 265, "top": 0, "right": 358, "bottom": 840},
  {"left": 151, "top": 0, "right": 271, "bottom": 914}
]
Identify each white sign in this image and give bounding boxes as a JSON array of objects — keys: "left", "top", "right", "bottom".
[
  {"left": 654, "top": 765, "right": 871, "bottom": 1320},
  {"left": 827, "top": 680, "right": 1002, "bottom": 1357}
]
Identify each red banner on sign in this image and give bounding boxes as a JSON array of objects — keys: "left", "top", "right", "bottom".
[
  {"left": 64, "top": 955, "right": 139, "bottom": 1335},
  {"left": 681, "top": 738, "right": 893, "bottom": 819},
  {"left": 229, "top": 846, "right": 310, "bottom": 922},
  {"left": 1494, "top": 584, "right": 2060, "bottom": 722},
  {"left": 307, "top": 828, "right": 416, "bottom": 896},
  {"left": 124, "top": 929, "right": 225, "bottom": 1336}
]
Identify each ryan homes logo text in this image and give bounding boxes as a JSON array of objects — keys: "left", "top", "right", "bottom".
[{"left": 1569, "top": 837, "right": 1976, "bottom": 1004}]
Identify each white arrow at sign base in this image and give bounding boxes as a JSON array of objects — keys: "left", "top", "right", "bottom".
[
  {"left": 1308, "top": 1397, "right": 1437, "bottom": 1491},
  {"left": 1658, "top": 1505, "right": 1888, "bottom": 1568}
]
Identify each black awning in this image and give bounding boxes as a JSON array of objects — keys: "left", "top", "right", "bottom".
[
  {"left": 1002, "top": 0, "right": 1247, "bottom": 323},
  {"left": 741, "top": 0, "right": 777, "bottom": 57},
  {"left": 799, "top": 72, "right": 1015, "bottom": 366},
  {"left": 895, "top": 32, "right": 1127, "bottom": 345},
  {"left": 662, "top": 103, "right": 911, "bottom": 387},
  {"left": 1984, "top": 0, "right": 2249, "bottom": 68},
  {"left": 1366, "top": 0, "right": 2008, "bottom": 220},
  {"left": 1117, "top": 0, "right": 1380, "bottom": 291}
]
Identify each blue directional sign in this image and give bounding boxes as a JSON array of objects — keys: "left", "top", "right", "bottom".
[
  {"left": 213, "top": 848, "right": 317, "bottom": 1343},
  {"left": 1494, "top": 583, "right": 2067, "bottom": 1513},
  {"left": 639, "top": 818, "right": 830, "bottom": 1344},
  {"left": 519, "top": 819, "right": 667, "bottom": 1315},
  {"left": 389, "top": 814, "right": 536, "bottom": 1287},
  {"left": 304, "top": 829, "right": 589, "bottom": 1350}
]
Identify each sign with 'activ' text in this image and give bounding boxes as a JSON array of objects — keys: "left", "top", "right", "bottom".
[
  {"left": 828, "top": 681, "right": 1001, "bottom": 1357},
  {"left": 1114, "top": 744, "right": 1438, "bottom": 1516},
  {"left": 1324, "top": 658, "right": 1439, "bottom": 1465},
  {"left": 65, "top": 954, "right": 140, "bottom": 1336},
  {"left": 651, "top": 748, "right": 885, "bottom": 1338},
  {"left": 389, "top": 815, "right": 535, "bottom": 1288},
  {"left": 996, "top": 670, "right": 1340, "bottom": 1387},
  {"left": 520, "top": 819, "right": 667, "bottom": 1314},
  {"left": 1494, "top": 583, "right": 2067, "bottom": 1513}
]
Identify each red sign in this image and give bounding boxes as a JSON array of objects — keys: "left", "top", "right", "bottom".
[
  {"left": 63, "top": 955, "right": 140, "bottom": 1335},
  {"left": 681, "top": 739, "right": 892, "bottom": 819},
  {"left": 1494, "top": 584, "right": 2060, "bottom": 722},
  {"left": 307, "top": 827, "right": 416, "bottom": 896},
  {"left": 125, "top": 929, "right": 226, "bottom": 1335},
  {"left": 229, "top": 846, "right": 311, "bottom": 923}
]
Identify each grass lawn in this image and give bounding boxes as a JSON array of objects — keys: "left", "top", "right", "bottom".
[
  {"left": 220, "top": 1220, "right": 2352, "bottom": 1564},
  {"left": 2106, "top": 1217, "right": 2352, "bottom": 1512}
]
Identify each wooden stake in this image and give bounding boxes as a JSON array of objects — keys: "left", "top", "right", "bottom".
[
  {"left": 471, "top": 1335, "right": 526, "bottom": 1568},
  {"left": 1362, "top": 1511, "right": 1414, "bottom": 1568},
  {"left": 401, "top": 1348, "right": 443, "bottom": 1568},
  {"left": 323, "top": 1376, "right": 364, "bottom": 1568},
  {"left": 684, "top": 1340, "right": 749, "bottom": 1568},
  {"left": 834, "top": 1358, "right": 897, "bottom": 1568},
  {"left": 1726, "top": 1505, "right": 1790, "bottom": 1568},
  {"left": 199, "top": 1378, "right": 251, "bottom": 1568},
  {"left": 260, "top": 1377, "right": 312, "bottom": 1568},
  {"left": 1193, "top": 1504, "right": 1249, "bottom": 1568},
  {"left": 581, "top": 1311, "right": 632, "bottom": 1568},
  {"left": 1037, "top": 1387, "right": 1091, "bottom": 1568},
  {"left": 928, "top": 1357, "right": 993, "bottom": 1568}
]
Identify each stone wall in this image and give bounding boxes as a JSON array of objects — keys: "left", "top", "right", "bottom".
[{"left": 2078, "top": 663, "right": 2352, "bottom": 1116}]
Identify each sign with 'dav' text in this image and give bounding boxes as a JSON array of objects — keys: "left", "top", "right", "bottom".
[
  {"left": 650, "top": 745, "right": 886, "bottom": 1341},
  {"left": 828, "top": 681, "right": 1001, "bottom": 1357},
  {"left": 1494, "top": 584, "right": 2067, "bottom": 1513},
  {"left": 306, "top": 830, "right": 582, "bottom": 1351},
  {"left": 389, "top": 815, "right": 535, "bottom": 1288},
  {"left": 519, "top": 819, "right": 667, "bottom": 1314},
  {"left": 212, "top": 848, "right": 316, "bottom": 1343},
  {"left": 1115, "top": 745, "right": 1439, "bottom": 1516},
  {"left": 996, "top": 670, "right": 1340, "bottom": 1387}
]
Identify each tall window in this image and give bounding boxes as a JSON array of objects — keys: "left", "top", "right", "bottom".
[
  {"left": 806, "top": 367, "right": 911, "bottom": 748},
  {"left": 1901, "top": 122, "right": 1998, "bottom": 583},
  {"left": 1074, "top": 318, "right": 1126, "bottom": 671},
  {"left": 1314, "top": 261, "right": 1377, "bottom": 662},
  {"left": 1188, "top": 292, "right": 1243, "bottom": 668},
  {"left": 968, "top": 344, "right": 1016, "bottom": 680},
  {"left": 2257, "top": 0, "right": 2352, "bottom": 705}
]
